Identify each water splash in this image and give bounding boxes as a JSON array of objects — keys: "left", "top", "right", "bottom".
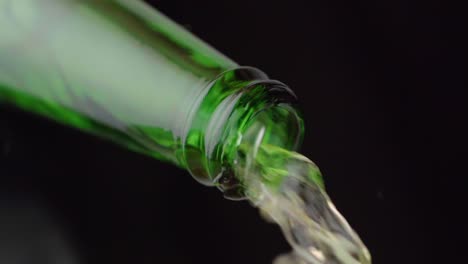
[{"left": 234, "top": 130, "right": 371, "bottom": 264}]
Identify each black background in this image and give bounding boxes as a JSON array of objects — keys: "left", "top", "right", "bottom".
[{"left": 0, "top": 0, "right": 457, "bottom": 263}]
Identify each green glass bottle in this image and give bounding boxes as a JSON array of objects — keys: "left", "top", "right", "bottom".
[
  {"left": 0, "top": 0, "right": 303, "bottom": 194},
  {"left": 0, "top": 2, "right": 375, "bottom": 263}
]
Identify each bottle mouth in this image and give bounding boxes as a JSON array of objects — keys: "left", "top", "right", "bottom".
[
  {"left": 235, "top": 80, "right": 304, "bottom": 153},
  {"left": 181, "top": 66, "right": 304, "bottom": 193},
  {"left": 213, "top": 81, "right": 304, "bottom": 199}
]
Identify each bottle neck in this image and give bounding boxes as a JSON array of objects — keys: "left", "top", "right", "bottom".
[{"left": 181, "top": 67, "right": 304, "bottom": 193}]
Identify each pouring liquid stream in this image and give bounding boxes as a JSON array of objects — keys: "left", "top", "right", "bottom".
[{"left": 230, "top": 125, "right": 372, "bottom": 264}]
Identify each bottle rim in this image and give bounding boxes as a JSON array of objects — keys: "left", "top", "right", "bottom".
[{"left": 181, "top": 66, "right": 304, "bottom": 193}]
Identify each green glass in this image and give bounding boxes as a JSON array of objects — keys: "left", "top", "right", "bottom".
[{"left": 0, "top": 0, "right": 303, "bottom": 191}]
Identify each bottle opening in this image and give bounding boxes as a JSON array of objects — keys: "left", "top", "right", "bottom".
[
  {"left": 180, "top": 67, "right": 303, "bottom": 193},
  {"left": 214, "top": 82, "right": 304, "bottom": 199}
]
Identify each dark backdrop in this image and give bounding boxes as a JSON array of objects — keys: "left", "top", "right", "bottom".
[{"left": 1, "top": 0, "right": 455, "bottom": 263}]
